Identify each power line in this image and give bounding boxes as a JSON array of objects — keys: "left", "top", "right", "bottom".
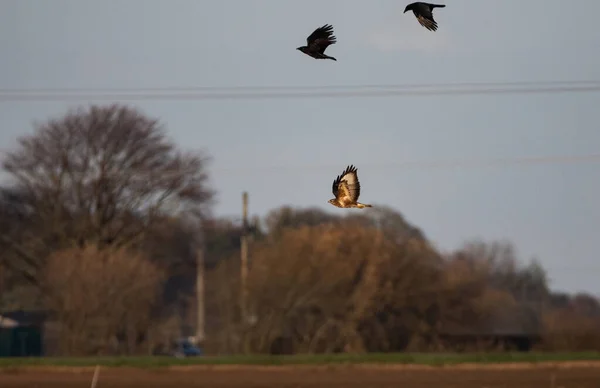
[
  {"left": 0, "top": 83, "right": 599, "bottom": 102},
  {"left": 0, "top": 153, "right": 598, "bottom": 177},
  {"left": 210, "top": 154, "right": 600, "bottom": 175},
  {"left": 1, "top": 80, "right": 598, "bottom": 93}
]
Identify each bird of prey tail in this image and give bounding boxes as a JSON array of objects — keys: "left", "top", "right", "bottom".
[
  {"left": 404, "top": 2, "right": 446, "bottom": 31},
  {"left": 328, "top": 165, "right": 372, "bottom": 209},
  {"left": 297, "top": 24, "right": 337, "bottom": 61}
]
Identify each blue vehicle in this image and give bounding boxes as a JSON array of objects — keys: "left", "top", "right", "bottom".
[{"left": 172, "top": 338, "right": 203, "bottom": 358}]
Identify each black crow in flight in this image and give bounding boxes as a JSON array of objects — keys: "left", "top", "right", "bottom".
[
  {"left": 404, "top": 2, "right": 446, "bottom": 31},
  {"left": 297, "top": 24, "right": 337, "bottom": 61}
]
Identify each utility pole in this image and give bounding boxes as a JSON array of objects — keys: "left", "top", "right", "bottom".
[
  {"left": 195, "top": 239, "right": 205, "bottom": 344},
  {"left": 240, "top": 192, "right": 249, "bottom": 324}
]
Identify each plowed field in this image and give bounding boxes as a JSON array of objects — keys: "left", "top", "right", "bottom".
[{"left": 2, "top": 362, "right": 600, "bottom": 388}]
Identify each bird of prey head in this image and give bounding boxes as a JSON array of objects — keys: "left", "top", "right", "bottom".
[
  {"left": 404, "top": 2, "right": 446, "bottom": 31},
  {"left": 297, "top": 24, "right": 337, "bottom": 61},
  {"left": 328, "top": 165, "right": 372, "bottom": 209}
]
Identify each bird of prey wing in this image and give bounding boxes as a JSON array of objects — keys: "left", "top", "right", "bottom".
[
  {"left": 338, "top": 181, "right": 353, "bottom": 203},
  {"left": 332, "top": 174, "right": 343, "bottom": 198},
  {"left": 333, "top": 165, "right": 361, "bottom": 202}
]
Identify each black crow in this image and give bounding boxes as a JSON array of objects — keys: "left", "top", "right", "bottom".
[
  {"left": 404, "top": 2, "right": 446, "bottom": 31},
  {"left": 297, "top": 24, "right": 337, "bottom": 61}
]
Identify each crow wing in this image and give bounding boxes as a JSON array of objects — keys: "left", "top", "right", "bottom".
[
  {"left": 306, "top": 24, "right": 336, "bottom": 53},
  {"left": 332, "top": 165, "right": 360, "bottom": 202},
  {"left": 414, "top": 4, "right": 438, "bottom": 31}
]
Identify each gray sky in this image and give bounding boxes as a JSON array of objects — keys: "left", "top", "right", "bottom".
[{"left": 1, "top": 0, "right": 599, "bottom": 294}]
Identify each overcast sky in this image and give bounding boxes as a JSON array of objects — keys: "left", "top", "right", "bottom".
[{"left": 1, "top": 0, "right": 599, "bottom": 294}]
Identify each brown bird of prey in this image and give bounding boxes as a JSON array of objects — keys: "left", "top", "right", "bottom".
[
  {"left": 328, "top": 165, "right": 372, "bottom": 209},
  {"left": 297, "top": 24, "right": 337, "bottom": 61},
  {"left": 404, "top": 2, "right": 446, "bottom": 31}
]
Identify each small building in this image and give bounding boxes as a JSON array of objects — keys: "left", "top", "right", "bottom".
[
  {"left": 0, "top": 310, "right": 45, "bottom": 357},
  {"left": 437, "top": 304, "right": 543, "bottom": 352}
]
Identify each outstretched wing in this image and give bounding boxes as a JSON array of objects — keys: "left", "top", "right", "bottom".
[
  {"left": 417, "top": 14, "right": 438, "bottom": 31},
  {"left": 414, "top": 4, "right": 438, "bottom": 31},
  {"left": 306, "top": 24, "right": 336, "bottom": 53},
  {"left": 332, "top": 165, "right": 360, "bottom": 202}
]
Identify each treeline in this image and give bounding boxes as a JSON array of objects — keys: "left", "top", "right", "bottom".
[
  {"left": 206, "top": 207, "right": 600, "bottom": 354},
  {"left": 0, "top": 104, "right": 599, "bottom": 356}
]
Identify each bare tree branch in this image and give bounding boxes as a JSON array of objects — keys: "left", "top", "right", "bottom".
[{"left": 1, "top": 104, "right": 214, "bottom": 286}]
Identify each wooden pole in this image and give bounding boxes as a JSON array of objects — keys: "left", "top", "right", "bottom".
[
  {"left": 240, "top": 192, "right": 249, "bottom": 323},
  {"left": 196, "top": 243, "right": 205, "bottom": 343}
]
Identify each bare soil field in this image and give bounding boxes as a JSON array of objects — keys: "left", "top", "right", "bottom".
[{"left": 2, "top": 362, "right": 600, "bottom": 388}]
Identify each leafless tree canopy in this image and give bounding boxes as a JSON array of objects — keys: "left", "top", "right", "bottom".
[
  {"left": 204, "top": 207, "right": 600, "bottom": 355},
  {"left": 206, "top": 211, "right": 514, "bottom": 354},
  {"left": 1, "top": 104, "right": 214, "bottom": 286},
  {"left": 43, "top": 245, "right": 164, "bottom": 356}
]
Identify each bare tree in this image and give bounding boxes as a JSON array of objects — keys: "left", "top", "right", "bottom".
[
  {"left": 43, "top": 244, "right": 164, "bottom": 356},
  {"left": 454, "top": 239, "right": 549, "bottom": 300},
  {"left": 1, "top": 104, "right": 214, "bottom": 286},
  {"left": 208, "top": 222, "right": 448, "bottom": 354},
  {"left": 264, "top": 206, "right": 339, "bottom": 236},
  {"left": 542, "top": 302, "right": 600, "bottom": 351}
]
